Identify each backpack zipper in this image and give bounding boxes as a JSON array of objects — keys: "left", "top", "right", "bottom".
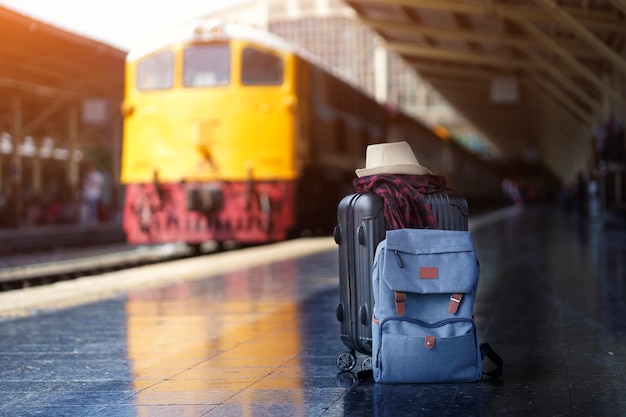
[{"left": 393, "top": 250, "right": 404, "bottom": 268}]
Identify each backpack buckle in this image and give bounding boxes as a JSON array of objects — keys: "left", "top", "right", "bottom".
[{"left": 448, "top": 293, "right": 464, "bottom": 314}]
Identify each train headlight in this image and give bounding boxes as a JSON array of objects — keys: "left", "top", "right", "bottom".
[
  {"left": 120, "top": 100, "right": 135, "bottom": 117},
  {"left": 193, "top": 20, "right": 225, "bottom": 41},
  {"left": 283, "top": 95, "right": 297, "bottom": 111}
]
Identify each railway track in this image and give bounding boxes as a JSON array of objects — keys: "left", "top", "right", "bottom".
[
  {"left": 0, "top": 222, "right": 127, "bottom": 254},
  {"left": 0, "top": 243, "right": 202, "bottom": 292},
  {"left": 0, "top": 205, "right": 517, "bottom": 293}
]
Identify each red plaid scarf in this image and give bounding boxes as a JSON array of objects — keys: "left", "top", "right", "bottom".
[{"left": 353, "top": 174, "right": 451, "bottom": 229}]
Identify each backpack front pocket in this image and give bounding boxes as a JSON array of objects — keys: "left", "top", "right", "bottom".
[{"left": 373, "top": 317, "right": 482, "bottom": 384}]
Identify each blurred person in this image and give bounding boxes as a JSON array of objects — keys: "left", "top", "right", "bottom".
[
  {"left": 81, "top": 162, "right": 105, "bottom": 224},
  {"left": 501, "top": 178, "right": 523, "bottom": 204},
  {"left": 24, "top": 196, "right": 44, "bottom": 226},
  {"left": 0, "top": 193, "right": 6, "bottom": 227},
  {"left": 575, "top": 171, "right": 588, "bottom": 217},
  {"left": 602, "top": 116, "right": 625, "bottom": 163},
  {"left": 44, "top": 195, "right": 62, "bottom": 225}
]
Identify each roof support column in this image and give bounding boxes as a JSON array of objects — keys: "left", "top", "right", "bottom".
[
  {"left": 67, "top": 106, "right": 80, "bottom": 206},
  {"left": 111, "top": 102, "right": 122, "bottom": 211},
  {"left": 11, "top": 97, "right": 23, "bottom": 227},
  {"left": 31, "top": 137, "right": 42, "bottom": 198},
  {"left": 374, "top": 36, "right": 388, "bottom": 104}
]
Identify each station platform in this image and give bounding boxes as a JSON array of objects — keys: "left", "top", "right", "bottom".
[{"left": 0, "top": 204, "right": 625, "bottom": 416}]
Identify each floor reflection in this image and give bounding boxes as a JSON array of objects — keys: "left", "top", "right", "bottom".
[
  {"left": 4, "top": 210, "right": 626, "bottom": 416},
  {"left": 125, "top": 259, "right": 304, "bottom": 415}
]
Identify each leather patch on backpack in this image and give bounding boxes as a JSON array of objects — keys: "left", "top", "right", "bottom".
[
  {"left": 424, "top": 336, "right": 436, "bottom": 350},
  {"left": 420, "top": 267, "right": 438, "bottom": 279}
]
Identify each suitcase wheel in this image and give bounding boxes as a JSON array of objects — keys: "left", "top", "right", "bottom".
[
  {"left": 336, "top": 351, "right": 357, "bottom": 371},
  {"left": 361, "top": 356, "right": 372, "bottom": 371}
]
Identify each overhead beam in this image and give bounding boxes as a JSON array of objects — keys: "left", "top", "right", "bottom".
[
  {"left": 361, "top": 17, "right": 533, "bottom": 46},
  {"left": 528, "top": 71, "right": 594, "bottom": 125},
  {"left": 345, "top": 0, "right": 622, "bottom": 183},
  {"left": 514, "top": 18, "right": 625, "bottom": 108},
  {"left": 533, "top": 0, "right": 626, "bottom": 76},
  {"left": 422, "top": 77, "right": 489, "bottom": 93},
  {"left": 360, "top": 17, "right": 600, "bottom": 59},
  {"left": 0, "top": 76, "right": 79, "bottom": 98},
  {"left": 348, "top": 0, "right": 626, "bottom": 32},
  {"left": 607, "top": 0, "right": 626, "bottom": 15},
  {"left": 409, "top": 62, "right": 493, "bottom": 80},
  {"left": 386, "top": 41, "right": 536, "bottom": 68},
  {"left": 524, "top": 48, "right": 601, "bottom": 112},
  {"left": 22, "top": 99, "right": 69, "bottom": 137}
]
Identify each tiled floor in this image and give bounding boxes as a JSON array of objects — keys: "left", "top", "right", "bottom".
[{"left": 0, "top": 205, "right": 625, "bottom": 416}]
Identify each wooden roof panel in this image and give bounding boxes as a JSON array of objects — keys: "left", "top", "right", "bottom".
[{"left": 346, "top": 0, "right": 626, "bottom": 183}]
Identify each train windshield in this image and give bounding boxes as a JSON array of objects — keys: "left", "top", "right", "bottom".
[
  {"left": 241, "top": 47, "right": 283, "bottom": 85},
  {"left": 136, "top": 50, "right": 174, "bottom": 90},
  {"left": 183, "top": 44, "right": 230, "bottom": 87}
]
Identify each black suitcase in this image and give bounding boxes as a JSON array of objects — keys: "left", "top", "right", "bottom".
[{"left": 333, "top": 190, "right": 469, "bottom": 372}]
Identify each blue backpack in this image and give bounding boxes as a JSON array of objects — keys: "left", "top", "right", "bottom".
[{"left": 372, "top": 228, "right": 501, "bottom": 383}]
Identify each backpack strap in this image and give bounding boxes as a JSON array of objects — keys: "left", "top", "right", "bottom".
[
  {"left": 480, "top": 343, "right": 503, "bottom": 378},
  {"left": 395, "top": 291, "right": 406, "bottom": 316},
  {"left": 396, "top": 291, "right": 466, "bottom": 315}
]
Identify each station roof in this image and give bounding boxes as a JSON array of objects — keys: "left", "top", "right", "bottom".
[
  {"left": 2, "top": 2, "right": 624, "bottom": 184},
  {"left": 0, "top": 6, "right": 125, "bottom": 149},
  {"left": 345, "top": 0, "right": 626, "bottom": 183}
]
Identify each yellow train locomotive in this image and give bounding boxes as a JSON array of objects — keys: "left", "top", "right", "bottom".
[
  {"left": 120, "top": 19, "right": 386, "bottom": 246},
  {"left": 120, "top": 19, "right": 507, "bottom": 247}
]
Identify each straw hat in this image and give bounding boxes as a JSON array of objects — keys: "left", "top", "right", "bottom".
[{"left": 355, "top": 141, "right": 432, "bottom": 177}]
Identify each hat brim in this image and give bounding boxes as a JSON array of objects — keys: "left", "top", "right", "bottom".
[{"left": 355, "top": 163, "right": 432, "bottom": 178}]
